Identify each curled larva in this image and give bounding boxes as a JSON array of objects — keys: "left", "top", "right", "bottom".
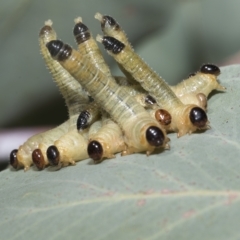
[
  {"left": 46, "top": 129, "right": 88, "bottom": 168},
  {"left": 46, "top": 39, "right": 168, "bottom": 155},
  {"left": 171, "top": 64, "right": 225, "bottom": 109},
  {"left": 98, "top": 35, "right": 209, "bottom": 137},
  {"left": 10, "top": 122, "right": 68, "bottom": 171},
  {"left": 87, "top": 115, "right": 126, "bottom": 163}
]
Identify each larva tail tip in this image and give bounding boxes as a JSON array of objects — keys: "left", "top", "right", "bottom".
[
  {"left": 32, "top": 149, "right": 46, "bottom": 170},
  {"left": 94, "top": 12, "right": 103, "bottom": 21},
  {"left": 74, "top": 17, "right": 82, "bottom": 24},
  {"left": 44, "top": 19, "right": 53, "bottom": 26},
  {"left": 96, "top": 34, "right": 103, "bottom": 43}
]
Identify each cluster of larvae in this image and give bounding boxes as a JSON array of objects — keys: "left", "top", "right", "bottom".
[{"left": 9, "top": 13, "right": 225, "bottom": 171}]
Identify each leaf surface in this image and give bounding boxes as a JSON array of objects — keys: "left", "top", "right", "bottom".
[{"left": 0, "top": 65, "right": 240, "bottom": 240}]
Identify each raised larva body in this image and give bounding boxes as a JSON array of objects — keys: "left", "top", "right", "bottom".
[
  {"left": 74, "top": 17, "right": 111, "bottom": 77},
  {"left": 47, "top": 39, "right": 168, "bottom": 154},
  {"left": 98, "top": 36, "right": 209, "bottom": 136}
]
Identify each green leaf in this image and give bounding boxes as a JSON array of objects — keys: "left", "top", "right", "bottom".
[{"left": 0, "top": 65, "right": 239, "bottom": 240}]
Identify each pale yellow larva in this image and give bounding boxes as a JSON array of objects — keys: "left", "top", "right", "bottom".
[
  {"left": 73, "top": 17, "right": 111, "bottom": 77},
  {"left": 171, "top": 64, "right": 225, "bottom": 109},
  {"left": 98, "top": 35, "right": 209, "bottom": 137},
  {"left": 31, "top": 20, "right": 97, "bottom": 170},
  {"left": 10, "top": 122, "right": 68, "bottom": 171},
  {"left": 87, "top": 114, "right": 126, "bottom": 163},
  {"left": 46, "top": 39, "right": 168, "bottom": 155},
  {"left": 39, "top": 20, "right": 91, "bottom": 117},
  {"left": 95, "top": 12, "right": 138, "bottom": 85}
]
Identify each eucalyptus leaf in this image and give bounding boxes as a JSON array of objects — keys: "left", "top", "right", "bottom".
[{"left": 0, "top": 65, "right": 239, "bottom": 240}]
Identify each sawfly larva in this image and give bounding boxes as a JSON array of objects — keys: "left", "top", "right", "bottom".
[
  {"left": 46, "top": 39, "right": 168, "bottom": 155},
  {"left": 171, "top": 64, "right": 225, "bottom": 109},
  {"left": 46, "top": 129, "right": 88, "bottom": 168},
  {"left": 10, "top": 122, "right": 68, "bottom": 171},
  {"left": 39, "top": 20, "right": 90, "bottom": 116},
  {"left": 73, "top": 17, "right": 111, "bottom": 77},
  {"left": 98, "top": 35, "right": 209, "bottom": 137},
  {"left": 87, "top": 115, "right": 126, "bottom": 163}
]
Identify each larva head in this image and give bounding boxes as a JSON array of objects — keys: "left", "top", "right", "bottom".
[
  {"left": 73, "top": 20, "right": 91, "bottom": 44},
  {"left": 97, "top": 35, "right": 125, "bottom": 54},
  {"left": 46, "top": 40, "right": 72, "bottom": 61},
  {"left": 200, "top": 64, "right": 220, "bottom": 76},
  {"left": 47, "top": 145, "right": 60, "bottom": 166},
  {"left": 87, "top": 140, "right": 103, "bottom": 163},
  {"left": 189, "top": 107, "right": 208, "bottom": 128},
  {"left": 155, "top": 109, "right": 172, "bottom": 126},
  {"left": 32, "top": 149, "right": 45, "bottom": 170},
  {"left": 77, "top": 110, "right": 91, "bottom": 130},
  {"left": 145, "top": 126, "right": 166, "bottom": 148},
  {"left": 9, "top": 149, "right": 18, "bottom": 169},
  {"left": 177, "top": 105, "right": 208, "bottom": 137}
]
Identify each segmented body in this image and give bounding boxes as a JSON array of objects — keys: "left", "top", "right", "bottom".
[
  {"left": 88, "top": 115, "right": 126, "bottom": 162},
  {"left": 98, "top": 36, "right": 208, "bottom": 136},
  {"left": 15, "top": 122, "right": 68, "bottom": 170},
  {"left": 47, "top": 40, "right": 167, "bottom": 154}
]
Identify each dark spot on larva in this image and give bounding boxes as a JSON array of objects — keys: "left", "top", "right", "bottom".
[
  {"left": 200, "top": 64, "right": 220, "bottom": 76},
  {"left": 189, "top": 107, "right": 208, "bottom": 128},
  {"left": 146, "top": 126, "right": 165, "bottom": 147},
  {"left": 47, "top": 145, "right": 60, "bottom": 166},
  {"left": 77, "top": 110, "right": 91, "bottom": 130},
  {"left": 32, "top": 149, "right": 45, "bottom": 170},
  {"left": 188, "top": 72, "right": 196, "bottom": 78},
  {"left": 39, "top": 25, "right": 52, "bottom": 37},
  {"left": 46, "top": 40, "right": 72, "bottom": 61},
  {"left": 73, "top": 22, "right": 91, "bottom": 44},
  {"left": 155, "top": 109, "right": 171, "bottom": 125},
  {"left": 102, "top": 36, "right": 125, "bottom": 54},
  {"left": 102, "top": 15, "right": 120, "bottom": 30},
  {"left": 145, "top": 95, "right": 156, "bottom": 105},
  {"left": 10, "top": 149, "right": 18, "bottom": 169},
  {"left": 87, "top": 141, "right": 103, "bottom": 163}
]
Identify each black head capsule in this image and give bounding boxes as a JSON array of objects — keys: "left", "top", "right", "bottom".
[
  {"left": 101, "top": 15, "right": 120, "bottom": 30},
  {"left": 47, "top": 145, "right": 60, "bottom": 166},
  {"left": 77, "top": 110, "right": 91, "bottom": 130},
  {"left": 46, "top": 40, "right": 72, "bottom": 61},
  {"left": 10, "top": 149, "right": 18, "bottom": 169},
  {"left": 146, "top": 126, "right": 165, "bottom": 147},
  {"left": 87, "top": 141, "right": 103, "bottom": 163},
  {"left": 102, "top": 36, "right": 125, "bottom": 54},
  {"left": 189, "top": 107, "right": 208, "bottom": 128},
  {"left": 73, "top": 22, "right": 91, "bottom": 44},
  {"left": 200, "top": 64, "right": 220, "bottom": 76}
]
